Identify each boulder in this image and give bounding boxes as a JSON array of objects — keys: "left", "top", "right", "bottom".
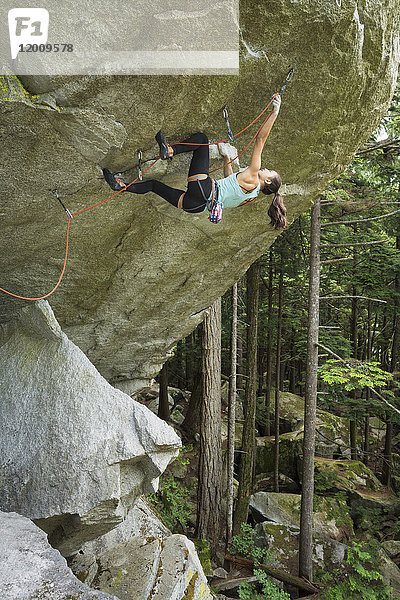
[
  {"left": 0, "top": 511, "right": 117, "bottom": 600},
  {"left": 267, "top": 391, "right": 351, "bottom": 458},
  {"left": 382, "top": 541, "right": 400, "bottom": 560},
  {"left": 255, "top": 522, "right": 400, "bottom": 598},
  {"left": 0, "top": 301, "right": 181, "bottom": 556},
  {"left": 378, "top": 548, "right": 400, "bottom": 598},
  {"left": 81, "top": 496, "right": 171, "bottom": 558},
  {"left": 256, "top": 431, "right": 302, "bottom": 481},
  {"left": 1, "top": 0, "right": 399, "bottom": 391},
  {"left": 313, "top": 457, "right": 382, "bottom": 493},
  {"left": 254, "top": 473, "right": 300, "bottom": 494},
  {"left": 93, "top": 534, "right": 213, "bottom": 600},
  {"left": 250, "top": 491, "right": 353, "bottom": 541},
  {"left": 254, "top": 521, "right": 347, "bottom": 573}
]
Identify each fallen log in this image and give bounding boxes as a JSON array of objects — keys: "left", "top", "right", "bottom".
[{"left": 224, "top": 553, "right": 322, "bottom": 594}]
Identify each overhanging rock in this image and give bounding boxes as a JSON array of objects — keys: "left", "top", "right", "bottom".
[
  {"left": 0, "top": 1, "right": 399, "bottom": 391},
  {"left": 0, "top": 300, "right": 181, "bottom": 556}
]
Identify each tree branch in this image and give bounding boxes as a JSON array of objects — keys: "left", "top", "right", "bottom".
[
  {"left": 321, "top": 240, "right": 387, "bottom": 248},
  {"left": 319, "top": 296, "right": 386, "bottom": 304},
  {"left": 320, "top": 257, "right": 353, "bottom": 264},
  {"left": 316, "top": 343, "right": 400, "bottom": 417},
  {"left": 321, "top": 209, "right": 400, "bottom": 227},
  {"left": 356, "top": 137, "right": 400, "bottom": 155}
]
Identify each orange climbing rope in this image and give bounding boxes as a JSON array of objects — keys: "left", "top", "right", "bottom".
[{"left": 0, "top": 88, "right": 284, "bottom": 301}]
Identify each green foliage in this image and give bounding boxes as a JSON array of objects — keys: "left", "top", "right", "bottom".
[
  {"left": 318, "top": 542, "right": 393, "bottom": 600},
  {"left": 229, "top": 523, "right": 271, "bottom": 565},
  {"left": 318, "top": 360, "right": 392, "bottom": 392},
  {"left": 149, "top": 445, "right": 194, "bottom": 531},
  {"left": 229, "top": 524, "right": 290, "bottom": 600},
  {"left": 238, "top": 570, "right": 291, "bottom": 600},
  {"left": 353, "top": 505, "right": 400, "bottom": 542}
]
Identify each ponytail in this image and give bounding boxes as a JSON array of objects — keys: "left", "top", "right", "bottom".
[
  {"left": 261, "top": 171, "right": 288, "bottom": 230},
  {"left": 268, "top": 192, "right": 288, "bottom": 230}
]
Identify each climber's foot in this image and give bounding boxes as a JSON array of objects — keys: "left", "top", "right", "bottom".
[
  {"left": 103, "top": 168, "right": 125, "bottom": 191},
  {"left": 155, "top": 130, "right": 173, "bottom": 160}
]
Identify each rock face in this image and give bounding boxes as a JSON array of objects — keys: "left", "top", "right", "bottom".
[
  {"left": 81, "top": 496, "right": 171, "bottom": 558},
  {"left": 0, "top": 300, "right": 181, "bottom": 556},
  {"left": 0, "top": 511, "right": 118, "bottom": 600},
  {"left": 1, "top": 1, "right": 399, "bottom": 391},
  {"left": 93, "top": 534, "right": 213, "bottom": 600}
]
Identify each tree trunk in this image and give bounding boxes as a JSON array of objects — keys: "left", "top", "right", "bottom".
[
  {"left": 299, "top": 197, "right": 321, "bottom": 582},
  {"left": 196, "top": 299, "right": 222, "bottom": 556},
  {"left": 274, "top": 260, "right": 284, "bottom": 493},
  {"left": 363, "top": 301, "right": 372, "bottom": 464},
  {"left": 265, "top": 249, "right": 274, "bottom": 437},
  {"left": 175, "top": 340, "right": 184, "bottom": 388},
  {"left": 350, "top": 415, "right": 358, "bottom": 461},
  {"left": 158, "top": 362, "right": 170, "bottom": 421},
  {"left": 382, "top": 422, "right": 393, "bottom": 486},
  {"left": 233, "top": 261, "right": 260, "bottom": 534},
  {"left": 349, "top": 240, "right": 358, "bottom": 459},
  {"left": 226, "top": 283, "right": 238, "bottom": 548},
  {"left": 237, "top": 294, "right": 244, "bottom": 394},
  {"left": 185, "top": 332, "right": 195, "bottom": 392},
  {"left": 382, "top": 230, "right": 400, "bottom": 487},
  {"left": 181, "top": 363, "right": 202, "bottom": 440}
]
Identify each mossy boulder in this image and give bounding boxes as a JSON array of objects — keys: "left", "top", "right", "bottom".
[
  {"left": 266, "top": 391, "right": 351, "bottom": 458},
  {"left": 254, "top": 522, "right": 347, "bottom": 573},
  {"left": 313, "top": 458, "right": 400, "bottom": 516},
  {"left": 382, "top": 541, "right": 400, "bottom": 560},
  {"left": 250, "top": 491, "right": 353, "bottom": 541},
  {"left": 256, "top": 431, "right": 303, "bottom": 481},
  {"left": 313, "top": 458, "right": 382, "bottom": 494}
]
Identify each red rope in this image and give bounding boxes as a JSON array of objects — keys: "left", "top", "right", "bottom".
[
  {"left": 0, "top": 96, "right": 277, "bottom": 300},
  {"left": 0, "top": 218, "right": 71, "bottom": 300}
]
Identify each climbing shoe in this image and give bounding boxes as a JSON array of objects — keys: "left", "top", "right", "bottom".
[
  {"left": 102, "top": 168, "right": 124, "bottom": 191},
  {"left": 155, "top": 130, "right": 172, "bottom": 160}
]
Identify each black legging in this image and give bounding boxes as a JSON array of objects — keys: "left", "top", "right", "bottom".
[{"left": 124, "top": 132, "right": 213, "bottom": 213}]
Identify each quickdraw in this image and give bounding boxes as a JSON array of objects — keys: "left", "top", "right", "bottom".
[
  {"left": 223, "top": 106, "right": 235, "bottom": 142},
  {"left": 52, "top": 189, "right": 73, "bottom": 220}
]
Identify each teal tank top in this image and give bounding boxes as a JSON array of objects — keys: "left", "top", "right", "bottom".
[{"left": 213, "top": 173, "right": 260, "bottom": 208}]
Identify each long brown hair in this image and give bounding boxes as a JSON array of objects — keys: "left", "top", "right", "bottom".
[{"left": 261, "top": 172, "right": 288, "bottom": 230}]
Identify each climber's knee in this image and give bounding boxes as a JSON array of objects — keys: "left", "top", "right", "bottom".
[{"left": 194, "top": 132, "right": 209, "bottom": 144}]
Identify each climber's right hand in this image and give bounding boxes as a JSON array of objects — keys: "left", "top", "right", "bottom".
[{"left": 272, "top": 94, "right": 281, "bottom": 115}]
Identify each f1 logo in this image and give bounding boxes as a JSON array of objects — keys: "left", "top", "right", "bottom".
[{"left": 8, "top": 8, "right": 49, "bottom": 59}]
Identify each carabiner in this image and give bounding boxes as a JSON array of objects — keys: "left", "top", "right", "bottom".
[
  {"left": 138, "top": 150, "right": 143, "bottom": 181},
  {"left": 52, "top": 189, "right": 72, "bottom": 219},
  {"left": 222, "top": 106, "right": 234, "bottom": 142}
]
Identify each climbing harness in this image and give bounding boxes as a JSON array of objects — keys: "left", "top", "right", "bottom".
[
  {"left": 186, "top": 174, "right": 222, "bottom": 222},
  {"left": 1, "top": 68, "right": 294, "bottom": 299},
  {"left": 53, "top": 189, "right": 73, "bottom": 220},
  {"left": 223, "top": 106, "right": 234, "bottom": 142}
]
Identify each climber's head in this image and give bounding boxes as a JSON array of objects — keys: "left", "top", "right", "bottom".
[{"left": 259, "top": 169, "right": 288, "bottom": 230}]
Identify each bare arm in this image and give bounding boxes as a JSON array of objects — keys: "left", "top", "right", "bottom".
[
  {"left": 217, "top": 143, "right": 234, "bottom": 177},
  {"left": 240, "top": 94, "right": 281, "bottom": 185}
]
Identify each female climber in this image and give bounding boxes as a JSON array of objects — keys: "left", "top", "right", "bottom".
[{"left": 102, "top": 93, "right": 287, "bottom": 229}]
